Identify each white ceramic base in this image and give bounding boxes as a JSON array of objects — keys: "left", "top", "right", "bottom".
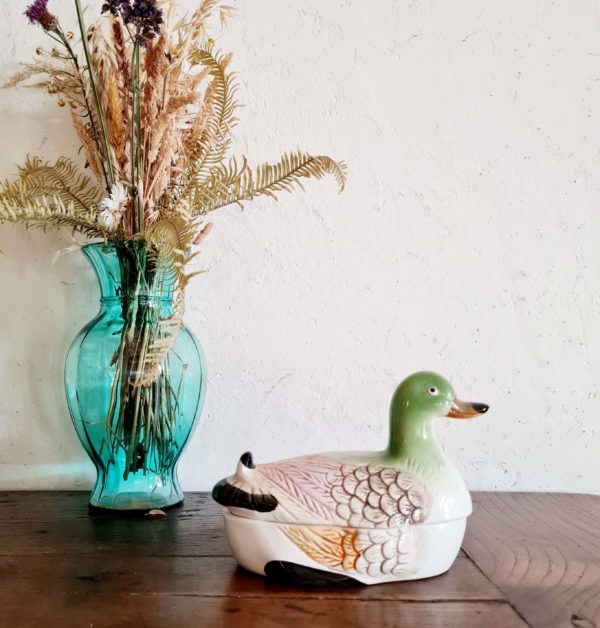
[{"left": 223, "top": 509, "right": 467, "bottom": 585}]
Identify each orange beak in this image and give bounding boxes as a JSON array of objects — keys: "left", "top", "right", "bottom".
[{"left": 447, "top": 399, "right": 489, "bottom": 419}]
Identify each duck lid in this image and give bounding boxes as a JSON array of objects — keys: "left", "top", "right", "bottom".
[{"left": 213, "top": 452, "right": 473, "bottom": 527}]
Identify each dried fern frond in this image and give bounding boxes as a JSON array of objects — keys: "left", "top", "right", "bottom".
[
  {"left": 188, "top": 151, "right": 347, "bottom": 215},
  {"left": 0, "top": 156, "right": 106, "bottom": 238},
  {"left": 15, "top": 156, "right": 103, "bottom": 212},
  {"left": 0, "top": 183, "right": 107, "bottom": 239},
  {"left": 166, "top": 44, "right": 238, "bottom": 213},
  {"left": 133, "top": 213, "right": 204, "bottom": 387},
  {"left": 189, "top": 45, "right": 238, "bottom": 164}
]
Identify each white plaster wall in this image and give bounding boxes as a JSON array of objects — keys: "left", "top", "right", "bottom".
[{"left": 0, "top": 0, "right": 599, "bottom": 494}]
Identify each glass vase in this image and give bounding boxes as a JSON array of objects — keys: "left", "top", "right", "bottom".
[{"left": 65, "top": 242, "right": 206, "bottom": 510}]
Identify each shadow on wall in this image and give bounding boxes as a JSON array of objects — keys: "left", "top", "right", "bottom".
[
  {"left": 0, "top": 96, "right": 100, "bottom": 488},
  {"left": 0, "top": 227, "right": 95, "bottom": 489}
]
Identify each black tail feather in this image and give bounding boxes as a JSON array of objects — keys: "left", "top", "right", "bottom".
[
  {"left": 212, "top": 479, "right": 278, "bottom": 512},
  {"left": 212, "top": 452, "right": 278, "bottom": 512},
  {"left": 240, "top": 451, "right": 255, "bottom": 469}
]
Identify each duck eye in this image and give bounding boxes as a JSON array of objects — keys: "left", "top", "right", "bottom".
[{"left": 428, "top": 386, "right": 439, "bottom": 396}]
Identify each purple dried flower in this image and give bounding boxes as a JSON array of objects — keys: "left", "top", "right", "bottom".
[
  {"left": 25, "top": 0, "right": 48, "bottom": 22},
  {"left": 25, "top": 0, "right": 58, "bottom": 31},
  {"left": 102, "top": 0, "right": 163, "bottom": 47},
  {"left": 101, "top": 0, "right": 127, "bottom": 17}
]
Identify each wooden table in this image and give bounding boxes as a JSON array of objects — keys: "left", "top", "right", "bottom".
[{"left": 0, "top": 492, "right": 598, "bottom": 627}]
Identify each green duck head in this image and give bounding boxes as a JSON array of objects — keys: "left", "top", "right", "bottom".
[{"left": 387, "top": 371, "right": 488, "bottom": 459}]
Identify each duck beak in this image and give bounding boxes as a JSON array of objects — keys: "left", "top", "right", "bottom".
[{"left": 447, "top": 399, "right": 489, "bottom": 419}]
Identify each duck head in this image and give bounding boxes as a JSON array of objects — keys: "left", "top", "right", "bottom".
[{"left": 387, "top": 371, "right": 488, "bottom": 459}]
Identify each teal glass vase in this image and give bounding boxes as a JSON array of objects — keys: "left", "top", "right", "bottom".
[{"left": 65, "top": 242, "right": 206, "bottom": 511}]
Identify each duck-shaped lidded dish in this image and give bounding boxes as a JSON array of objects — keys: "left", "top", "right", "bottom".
[{"left": 212, "top": 372, "right": 489, "bottom": 585}]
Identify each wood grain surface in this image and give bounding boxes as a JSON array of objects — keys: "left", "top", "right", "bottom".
[
  {"left": 0, "top": 491, "right": 597, "bottom": 627},
  {"left": 463, "top": 492, "right": 600, "bottom": 628}
]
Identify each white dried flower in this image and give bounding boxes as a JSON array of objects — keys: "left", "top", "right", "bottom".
[{"left": 99, "top": 182, "right": 128, "bottom": 232}]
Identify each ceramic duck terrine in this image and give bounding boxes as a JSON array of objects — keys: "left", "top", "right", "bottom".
[{"left": 212, "top": 372, "right": 489, "bottom": 585}]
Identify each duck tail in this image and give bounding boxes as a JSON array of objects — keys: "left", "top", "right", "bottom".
[{"left": 212, "top": 451, "right": 278, "bottom": 513}]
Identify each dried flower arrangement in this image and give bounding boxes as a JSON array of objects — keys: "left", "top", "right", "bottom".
[{"left": 0, "top": 0, "right": 345, "bottom": 484}]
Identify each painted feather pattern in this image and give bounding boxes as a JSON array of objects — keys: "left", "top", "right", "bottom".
[
  {"left": 330, "top": 463, "right": 429, "bottom": 528},
  {"left": 259, "top": 456, "right": 346, "bottom": 522},
  {"left": 283, "top": 524, "right": 420, "bottom": 578},
  {"left": 283, "top": 525, "right": 362, "bottom": 571},
  {"left": 256, "top": 456, "right": 430, "bottom": 529},
  {"left": 259, "top": 465, "right": 337, "bottom": 523}
]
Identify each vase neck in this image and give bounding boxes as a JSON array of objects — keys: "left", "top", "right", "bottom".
[{"left": 82, "top": 242, "right": 176, "bottom": 304}]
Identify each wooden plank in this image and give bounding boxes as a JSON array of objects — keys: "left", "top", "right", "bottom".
[
  {"left": 0, "top": 491, "right": 214, "bottom": 522},
  {"left": 0, "top": 554, "right": 505, "bottom": 602},
  {"left": 0, "top": 594, "right": 528, "bottom": 628},
  {"left": 0, "top": 515, "right": 229, "bottom": 556},
  {"left": 0, "top": 514, "right": 229, "bottom": 556},
  {"left": 463, "top": 492, "right": 600, "bottom": 628},
  {"left": 0, "top": 492, "right": 229, "bottom": 556}
]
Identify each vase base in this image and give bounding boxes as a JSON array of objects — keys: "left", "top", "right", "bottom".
[
  {"left": 89, "top": 491, "right": 184, "bottom": 512},
  {"left": 88, "top": 499, "right": 184, "bottom": 515}
]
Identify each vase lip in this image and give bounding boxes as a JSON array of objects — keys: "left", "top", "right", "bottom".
[
  {"left": 81, "top": 240, "right": 176, "bottom": 304},
  {"left": 81, "top": 241, "right": 117, "bottom": 258},
  {"left": 82, "top": 240, "right": 111, "bottom": 248},
  {"left": 81, "top": 240, "right": 152, "bottom": 262},
  {"left": 82, "top": 240, "right": 134, "bottom": 252}
]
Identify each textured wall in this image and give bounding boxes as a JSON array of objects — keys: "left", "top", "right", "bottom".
[{"left": 0, "top": 0, "right": 599, "bottom": 494}]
